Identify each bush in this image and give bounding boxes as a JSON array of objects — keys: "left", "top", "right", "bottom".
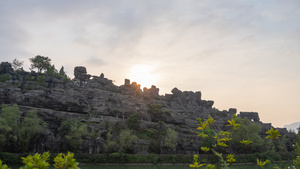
[
  {"left": 147, "top": 103, "right": 163, "bottom": 114},
  {"left": 37, "top": 75, "right": 46, "bottom": 86},
  {"left": 0, "top": 74, "right": 10, "bottom": 82},
  {"left": 58, "top": 118, "right": 88, "bottom": 151},
  {"left": 125, "top": 112, "right": 140, "bottom": 130}
]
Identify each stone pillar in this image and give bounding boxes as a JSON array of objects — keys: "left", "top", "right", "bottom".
[{"left": 125, "top": 79, "right": 130, "bottom": 86}]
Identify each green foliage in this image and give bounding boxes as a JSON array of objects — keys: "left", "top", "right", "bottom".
[
  {"left": 226, "top": 115, "right": 241, "bottom": 131},
  {"left": 53, "top": 152, "right": 80, "bottom": 169},
  {"left": 257, "top": 158, "right": 270, "bottom": 168},
  {"left": 192, "top": 115, "right": 238, "bottom": 168},
  {"left": 0, "top": 104, "right": 20, "bottom": 151},
  {"left": 103, "top": 121, "right": 110, "bottom": 129},
  {"left": 20, "top": 152, "right": 50, "bottom": 169},
  {"left": 125, "top": 112, "right": 141, "bottom": 130},
  {"left": 164, "top": 128, "right": 178, "bottom": 150},
  {"left": 0, "top": 104, "right": 20, "bottom": 130},
  {"left": 45, "top": 65, "right": 61, "bottom": 78},
  {"left": 293, "top": 142, "right": 300, "bottom": 168},
  {"left": 13, "top": 152, "right": 80, "bottom": 169},
  {"left": 147, "top": 103, "right": 163, "bottom": 114},
  {"left": 231, "top": 117, "right": 264, "bottom": 153},
  {"left": 0, "top": 106, "right": 45, "bottom": 153},
  {"left": 11, "top": 58, "right": 24, "bottom": 71},
  {"left": 119, "top": 129, "right": 138, "bottom": 153},
  {"left": 104, "top": 128, "right": 139, "bottom": 154},
  {"left": 190, "top": 154, "right": 206, "bottom": 168},
  {"left": 29, "top": 55, "right": 51, "bottom": 73},
  {"left": 147, "top": 103, "right": 171, "bottom": 115},
  {"left": 0, "top": 159, "right": 10, "bottom": 169},
  {"left": 18, "top": 111, "right": 46, "bottom": 152},
  {"left": 37, "top": 75, "right": 46, "bottom": 87},
  {"left": 226, "top": 154, "right": 235, "bottom": 163},
  {"left": 148, "top": 129, "right": 161, "bottom": 154},
  {"left": 157, "top": 121, "right": 165, "bottom": 127},
  {"left": 58, "top": 118, "right": 87, "bottom": 151},
  {"left": 266, "top": 127, "right": 281, "bottom": 140},
  {"left": 59, "top": 66, "right": 66, "bottom": 76},
  {"left": 0, "top": 74, "right": 10, "bottom": 82},
  {"left": 103, "top": 128, "right": 118, "bottom": 153},
  {"left": 200, "top": 147, "right": 210, "bottom": 153},
  {"left": 137, "top": 129, "right": 154, "bottom": 139}
]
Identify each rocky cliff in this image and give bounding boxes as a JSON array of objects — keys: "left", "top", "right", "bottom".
[{"left": 0, "top": 62, "right": 291, "bottom": 154}]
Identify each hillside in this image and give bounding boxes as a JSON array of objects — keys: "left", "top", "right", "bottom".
[{"left": 0, "top": 61, "right": 295, "bottom": 154}]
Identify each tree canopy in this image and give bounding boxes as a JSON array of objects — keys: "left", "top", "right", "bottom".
[
  {"left": 11, "top": 58, "right": 24, "bottom": 71},
  {"left": 29, "top": 55, "right": 51, "bottom": 73}
]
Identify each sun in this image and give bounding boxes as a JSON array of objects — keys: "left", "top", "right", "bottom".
[{"left": 128, "top": 64, "right": 158, "bottom": 89}]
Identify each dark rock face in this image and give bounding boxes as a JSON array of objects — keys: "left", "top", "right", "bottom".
[
  {"left": 239, "top": 112, "right": 260, "bottom": 122},
  {"left": 0, "top": 62, "right": 14, "bottom": 74},
  {"left": 74, "top": 66, "right": 91, "bottom": 86},
  {"left": 0, "top": 63, "right": 291, "bottom": 154}
]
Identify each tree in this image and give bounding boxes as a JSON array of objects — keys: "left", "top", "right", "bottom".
[
  {"left": 58, "top": 118, "right": 87, "bottom": 151},
  {"left": 119, "top": 129, "right": 138, "bottom": 153},
  {"left": 0, "top": 104, "right": 45, "bottom": 152},
  {"left": 231, "top": 117, "right": 264, "bottom": 153},
  {"left": 45, "top": 64, "right": 61, "bottom": 78},
  {"left": 59, "top": 66, "right": 66, "bottom": 76},
  {"left": 163, "top": 128, "right": 178, "bottom": 150},
  {"left": 29, "top": 55, "right": 51, "bottom": 73},
  {"left": 104, "top": 129, "right": 118, "bottom": 153},
  {"left": 11, "top": 58, "right": 24, "bottom": 71},
  {"left": 125, "top": 112, "right": 141, "bottom": 130},
  {"left": 0, "top": 104, "right": 20, "bottom": 151},
  {"left": 87, "top": 127, "right": 102, "bottom": 154},
  {"left": 18, "top": 110, "right": 45, "bottom": 152}
]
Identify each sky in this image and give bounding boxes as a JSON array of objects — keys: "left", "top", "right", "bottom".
[{"left": 0, "top": 0, "right": 299, "bottom": 128}]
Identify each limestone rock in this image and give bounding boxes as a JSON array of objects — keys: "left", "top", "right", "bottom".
[
  {"left": 0, "top": 62, "right": 14, "bottom": 75},
  {"left": 0, "top": 65, "right": 291, "bottom": 155}
]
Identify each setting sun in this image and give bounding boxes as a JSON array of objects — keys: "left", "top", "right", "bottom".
[{"left": 127, "top": 64, "right": 158, "bottom": 89}]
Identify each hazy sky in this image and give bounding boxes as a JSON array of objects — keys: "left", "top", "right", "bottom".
[{"left": 1, "top": 0, "right": 299, "bottom": 128}]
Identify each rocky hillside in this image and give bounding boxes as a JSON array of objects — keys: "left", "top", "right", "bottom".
[{"left": 0, "top": 62, "right": 292, "bottom": 154}]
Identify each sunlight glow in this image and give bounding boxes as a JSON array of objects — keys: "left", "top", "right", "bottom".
[{"left": 128, "top": 64, "right": 158, "bottom": 89}]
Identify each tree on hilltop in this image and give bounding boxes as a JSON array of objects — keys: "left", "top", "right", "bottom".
[
  {"left": 29, "top": 55, "right": 51, "bottom": 73},
  {"left": 11, "top": 58, "right": 24, "bottom": 71}
]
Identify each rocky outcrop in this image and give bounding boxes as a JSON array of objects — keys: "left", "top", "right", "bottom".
[
  {"left": 239, "top": 112, "right": 260, "bottom": 122},
  {"left": 0, "top": 63, "right": 291, "bottom": 154},
  {"left": 0, "top": 62, "right": 14, "bottom": 74}
]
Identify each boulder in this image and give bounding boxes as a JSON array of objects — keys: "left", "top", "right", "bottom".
[{"left": 0, "top": 62, "right": 14, "bottom": 75}]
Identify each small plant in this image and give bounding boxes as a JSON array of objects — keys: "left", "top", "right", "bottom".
[
  {"left": 256, "top": 127, "right": 281, "bottom": 168},
  {"left": 0, "top": 74, "right": 10, "bottom": 82},
  {"left": 293, "top": 142, "right": 300, "bottom": 168},
  {"left": 125, "top": 112, "right": 141, "bottom": 130},
  {"left": 190, "top": 115, "right": 240, "bottom": 168},
  {"left": 20, "top": 152, "right": 50, "bottom": 169},
  {"left": 147, "top": 103, "right": 163, "bottom": 114},
  {"left": 53, "top": 152, "right": 80, "bottom": 169},
  {"left": 256, "top": 158, "right": 270, "bottom": 168},
  {"left": 0, "top": 152, "right": 80, "bottom": 169},
  {"left": 37, "top": 75, "right": 46, "bottom": 87},
  {"left": 0, "top": 159, "right": 10, "bottom": 169},
  {"left": 18, "top": 152, "right": 80, "bottom": 169},
  {"left": 190, "top": 154, "right": 206, "bottom": 169},
  {"left": 265, "top": 127, "right": 281, "bottom": 140}
]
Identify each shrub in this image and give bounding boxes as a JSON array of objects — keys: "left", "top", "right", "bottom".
[
  {"left": 0, "top": 74, "right": 10, "bottom": 82},
  {"left": 125, "top": 112, "right": 140, "bottom": 130}
]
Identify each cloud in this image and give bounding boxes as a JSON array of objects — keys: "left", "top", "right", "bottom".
[
  {"left": 84, "top": 57, "right": 106, "bottom": 67},
  {"left": 0, "top": 0, "right": 300, "bottom": 127}
]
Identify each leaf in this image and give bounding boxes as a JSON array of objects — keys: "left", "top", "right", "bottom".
[
  {"left": 201, "top": 147, "right": 210, "bottom": 152},
  {"left": 265, "top": 127, "right": 281, "bottom": 140}
]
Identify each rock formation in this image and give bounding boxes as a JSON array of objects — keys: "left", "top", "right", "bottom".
[{"left": 0, "top": 62, "right": 291, "bottom": 154}]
